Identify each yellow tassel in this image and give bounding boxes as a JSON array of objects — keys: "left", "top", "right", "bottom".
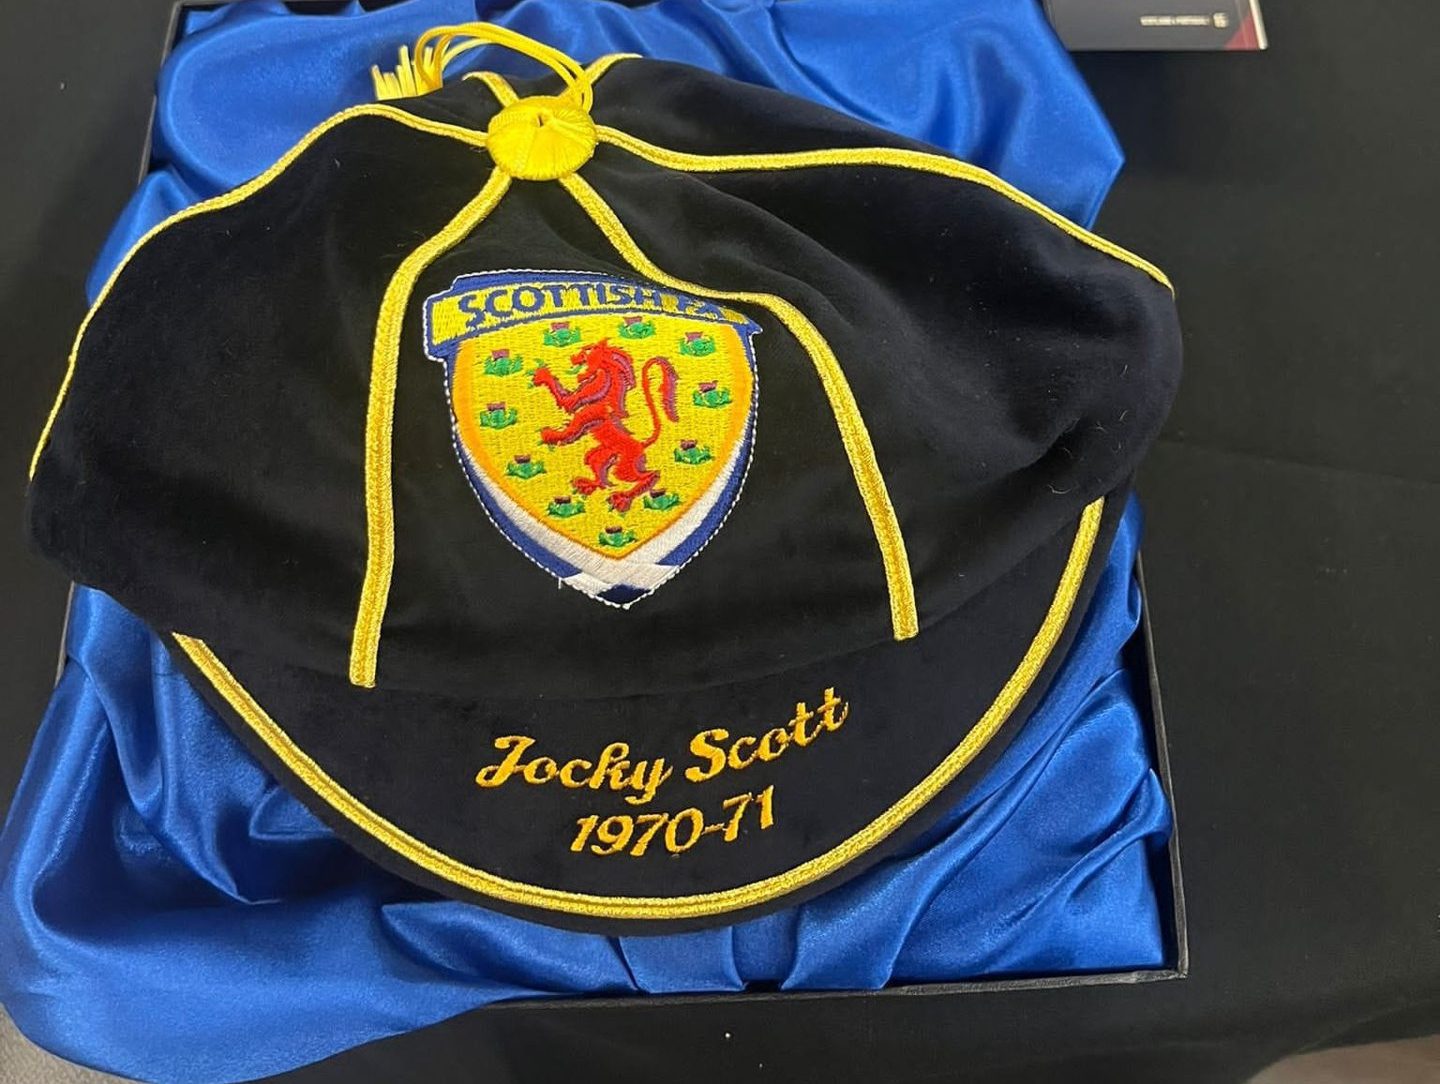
[{"left": 370, "top": 22, "right": 594, "bottom": 111}]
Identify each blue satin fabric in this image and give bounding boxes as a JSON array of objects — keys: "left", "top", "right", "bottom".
[{"left": 2, "top": 3, "right": 1167, "bottom": 1082}]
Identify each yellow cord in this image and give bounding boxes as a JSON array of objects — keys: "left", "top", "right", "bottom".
[
  {"left": 372, "top": 22, "right": 594, "bottom": 112},
  {"left": 595, "top": 126, "right": 1173, "bottom": 293},
  {"left": 28, "top": 104, "right": 489, "bottom": 482},
  {"left": 349, "top": 167, "right": 514, "bottom": 688}
]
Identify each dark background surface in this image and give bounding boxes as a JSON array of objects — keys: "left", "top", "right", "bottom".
[{"left": 1, "top": 1, "right": 1436, "bottom": 1081}]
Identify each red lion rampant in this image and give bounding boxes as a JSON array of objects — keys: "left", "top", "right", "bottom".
[{"left": 532, "top": 339, "right": 680, "bottom": 512}]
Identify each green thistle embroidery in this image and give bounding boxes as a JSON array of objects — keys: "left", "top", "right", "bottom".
[
  {"left": 691, "top": 382, "right": 731, "bottom": 408},
  {"left": 542, "top": 321, "right": 582, "bottom": 347},
  {"left": 598, "top": 525, "right": 638, "bottom": 547},
  {"left": 673, "top": 440, "right": 713, "bottom": 465},
  {"left": 642, "top": 489, "right": 682, "bottom": 512},
  {"left": 505, "top": 455, "right": 546, "bottom": 480},
  {"left": 547, "top": 495, "right": 585, "bottom": 518},
  {"left": 678, "top": 331, "right": 716, "bottom": 357},
  {"left": 479, "top": 401, "right": 518, "bottom": 429},
  {"left": 482, "top": 350, "right": 526, "bottom": 376},
  {"left": 618, "top": 315, "right": 656, "bottom": 339}
]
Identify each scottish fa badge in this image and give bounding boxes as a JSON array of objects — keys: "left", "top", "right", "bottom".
[{"left": 423, "top": 271, "right": 761, "bottom": 606}]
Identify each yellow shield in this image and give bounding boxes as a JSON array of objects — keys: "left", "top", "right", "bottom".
[{"left": 424, "top": 271, "right": 760, "bottom": 605}]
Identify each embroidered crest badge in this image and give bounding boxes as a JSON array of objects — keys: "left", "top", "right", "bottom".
[{"left": 424, "top": 271, "right": 760, "bottom": 606}]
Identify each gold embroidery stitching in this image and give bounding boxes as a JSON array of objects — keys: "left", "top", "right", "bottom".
[
  {"left": 558, "top": 171, "right": 920, "bottom": 641},
  {"left": 469, "top": 688, "right": 845, "bottom": 811},
  {"left": 568, "top": 788, "right": 774, "bottom": 857},
  {"left": 594, "top": 125, "right": 1173, "bottom": 292},
  {"left": 349, "top": 167, "right": 513, "bottom": 689},
  {"left": 172, "top": 495, "right": 1102, "bottom": 921},
  {"left": 27, "top": 105, "right": 491, "bottom": 482},
  {"left": 475, "top": 736, "right": 673, "bottom": 807}
]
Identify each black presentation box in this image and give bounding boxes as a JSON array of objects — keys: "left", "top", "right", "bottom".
[
  {"left": 1045, "top": 0, "right": 1268, "bottom": 50},
  {"left": 46, "top": 3, "right": 1190, "bottom": 1067}
]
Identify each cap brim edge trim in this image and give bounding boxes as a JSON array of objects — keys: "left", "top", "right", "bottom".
[{"left": 172, "top": 496, "right": 1102, "bottom": 922}]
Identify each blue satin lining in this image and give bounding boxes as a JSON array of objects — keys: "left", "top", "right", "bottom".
[{"left": 3, "top": 3, "right": 1167, "bottom": 1082}]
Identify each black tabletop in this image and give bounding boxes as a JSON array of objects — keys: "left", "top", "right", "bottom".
[{"left": 1, "top": 2, "right": 1436, "bottom": 1082}]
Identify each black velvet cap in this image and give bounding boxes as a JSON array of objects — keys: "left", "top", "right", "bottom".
[{"left": 27, "top": 47, "right": 1181, "bottom": 932}]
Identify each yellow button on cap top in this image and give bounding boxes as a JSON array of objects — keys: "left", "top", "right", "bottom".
[{"left": 486, "top": 96, "right": 597, "bottom": 180}]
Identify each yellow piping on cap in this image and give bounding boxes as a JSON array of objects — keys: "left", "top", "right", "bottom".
[
  {"left": 27, "top": 105, "right": 490, "bottom": 482},
  {"left": 594, "top": 125, "right": 1173, "bottom": 292},
  {"left": 467, "top": 69, "right": 519, "bottom": 106},
  {"left": 349, "top": 166, "right": 513, "bottom": 689}
]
